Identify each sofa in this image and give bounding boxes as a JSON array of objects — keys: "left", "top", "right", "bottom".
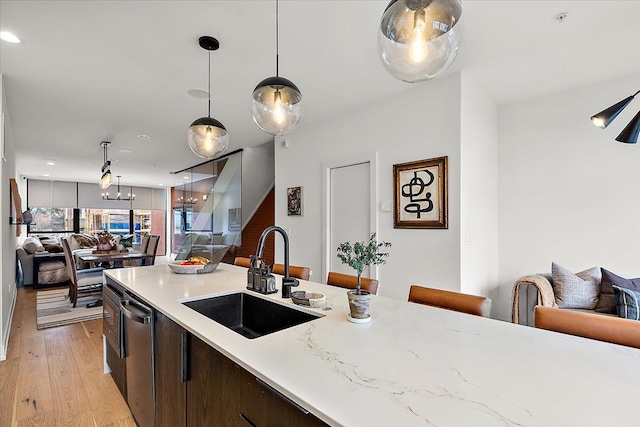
[
  {"left": 16, "top": 236, "right": 68, "bottom": 287},
  {"left": 513, "top": 262, "right": 640, "bottom": 326}
]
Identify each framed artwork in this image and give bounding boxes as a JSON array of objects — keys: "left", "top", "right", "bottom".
[
  {"left": 393, "top": 156, "right": 448, "bottom": 229},
  {"left": 287, "top": 186, "right": 303, "bottom": 216},
  {"left": 228, "top": 207, "right": 241, "bottom": 231}
]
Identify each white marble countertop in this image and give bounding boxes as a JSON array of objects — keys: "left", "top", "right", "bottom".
[{"left": 105, "top": 264, "right": 640, "bottom": 427}]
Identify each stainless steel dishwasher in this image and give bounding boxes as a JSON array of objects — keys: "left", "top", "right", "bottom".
[{"left": 121, "top": 293, "right": 155, "bottom": 427}]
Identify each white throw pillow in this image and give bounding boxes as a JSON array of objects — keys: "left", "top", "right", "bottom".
[
  {"left": 23, "top": 237, "right": 45, "bottom": 254},
  {"left": 552, "top": 262, "right": 601, "bottom": 309},
  {"left": 69, "top": 235, "right": 81, "bottom": 251}
]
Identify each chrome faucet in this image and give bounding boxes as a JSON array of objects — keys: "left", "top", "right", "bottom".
[{"left": 256, "top": 226, "right": 299, "bottom": 298}]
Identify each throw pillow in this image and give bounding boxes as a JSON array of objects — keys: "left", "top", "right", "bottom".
[
  {"left": 43, "top": 243, "right": 63, "bottom": 253},
  {"left": 596, "top": 268, "right": 640, "bottom": 314},
  {"left": 612, "top": 285, "right": 640, "bottom": 321},
  {"left": 23, "top": 237, "right": 45, "bottom": 254},
  {"left": 72, "top": 233, "right": 96, "bottom": 248},
  {"left": 551, "top": 262, "right": 601, "bottom": 309}
]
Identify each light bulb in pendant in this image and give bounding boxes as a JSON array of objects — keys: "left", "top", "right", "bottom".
[
  {"left": 409, "top": 9, "right": 428, "bottom": 63},
  {"left": 273, "top": 90, "right": 286, "bottom": 125}
]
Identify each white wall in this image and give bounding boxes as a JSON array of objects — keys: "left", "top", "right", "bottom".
[
  {"left": 460, "top": 73, "right": 499, "bottom": 302},
  {"left": 1, "top": 74, "right": 19, "bottom": 360},
  {"left": 275, "top": 73, "right": 462, "bottom": 301},
  {"left": 496, "top": 72, "right": 640, "bottom": 321},
  {"left": 241, "top": 142, "right": 275, "bottom": 228}
]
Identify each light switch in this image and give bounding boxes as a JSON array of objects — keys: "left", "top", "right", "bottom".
[{"left": 380, "top": 201, "right": 392, "bottom": 212}]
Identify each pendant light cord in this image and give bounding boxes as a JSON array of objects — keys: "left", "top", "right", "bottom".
[
  {"left": 634, "top": 90, "right": 640, "bottom": 97},
  {"left": 276, "top": 0, "right": 279, "bottom": 77},
  {"left": 208, "top": 50, "right": 212, "bottom": 118}
]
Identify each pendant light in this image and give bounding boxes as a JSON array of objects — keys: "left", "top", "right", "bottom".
[
  {"left": 102, "top": 176, "right": 135, "bottom": 201},
  {"left": 591, "top": 90, "right": 640, "bottom": 144},
  {"left": 187, "top": 36, "right": 229, "bottom": 159},
  {"left": 251, "top": 0, "right": 303, "bottom": 136},
  {"left": 378, "top": 0, "right": 463, "bottom": 83},
  {"left": 99, "top": 141, "right": 113, "bottom": 190}
]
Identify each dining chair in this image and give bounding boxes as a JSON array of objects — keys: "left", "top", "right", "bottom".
[
  {"left": 326, "top": 272, "right": 379, "bottom": 295},
  {"left": 534, "top": 306, "right": 640, "bottom": 349},
  {"left": 272, "top": 263, "right": 311, "bottom": 281},
  {"left": 144, "top": 235, "right": 160, "bottom": 266},
  {"left": 140, "top": 234, "right": 150, "bottom": 253},
  {"left": 407, "top": 285, "right": 492, "bottom": 317},
  {"left": 234, "top": 257, "right": 311, "bottom": 281},
  {"left": 61, "top": 237, "right": 105, "bottom": 308},
  {"left": 234, "top": 257, "right": 252, "bottom": 268}
]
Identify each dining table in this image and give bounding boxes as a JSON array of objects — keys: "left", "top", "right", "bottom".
[{"left": 78, "top": 249, "right": 153, "bottom": 268}]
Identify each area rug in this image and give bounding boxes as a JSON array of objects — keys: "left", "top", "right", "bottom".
[{"left": 36, "top": 288, "right": 103, "bottom": 329}]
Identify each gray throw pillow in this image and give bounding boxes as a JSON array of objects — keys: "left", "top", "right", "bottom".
[
  {"left": 552, "top": 262, "right": 601, "bottom": 309},
  {"left": 596, "top": 268, "right": 640, "bottom": 314}
]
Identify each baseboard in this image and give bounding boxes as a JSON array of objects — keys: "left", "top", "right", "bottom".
[{"left": 0, "top": 287, "right": 18, "bottom": 361}]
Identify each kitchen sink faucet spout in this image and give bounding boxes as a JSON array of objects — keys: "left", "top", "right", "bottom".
[{"left": 256, "top": 226, "right": 299, "bottom": 298}]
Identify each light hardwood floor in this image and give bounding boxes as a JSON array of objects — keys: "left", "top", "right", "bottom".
[{"left": 0, "top": 287, "right": 135, "bottom": 427}]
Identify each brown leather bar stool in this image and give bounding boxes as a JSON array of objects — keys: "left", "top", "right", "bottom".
[
  {"left": 534, "top": 306, "right": 640, "bottom": 349},
  {"left": 234, "top": 257, "right": 311, "bottom": 281},
  {"left": 407, "top": 285, "right": 491, "bottom": 317},
  {"left": 326, "top": 272, "right": 379, "bottom": 295},
  {"left": 234, "top": 257, "right": 252, "bottom": 268}
]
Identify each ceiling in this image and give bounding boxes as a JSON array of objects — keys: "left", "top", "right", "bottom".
[{"left": 1, "top": 1, "right": 639, "bottom": 188}]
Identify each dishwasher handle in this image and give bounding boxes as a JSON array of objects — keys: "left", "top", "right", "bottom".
[{"left": 121, "top": 299, "right": 152, "bottom": 324}]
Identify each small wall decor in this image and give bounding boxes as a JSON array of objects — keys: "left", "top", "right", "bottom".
[
  {"left": 228, "top": 207, "right": 241, "bottom": 231},
  {"left": 393, "top": 156, "right": 448, "bottom": 229},
  {"left": 287, "top": 186, "right": 303, "bottom": 216}
]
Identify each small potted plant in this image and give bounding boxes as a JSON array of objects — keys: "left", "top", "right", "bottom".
[{"left": 337, "top": 233, "right": 391, "bottom": 322}]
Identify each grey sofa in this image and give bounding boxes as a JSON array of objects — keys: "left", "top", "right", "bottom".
[{"left": 513, "top": 272, "right": 615, "bottom": 326}]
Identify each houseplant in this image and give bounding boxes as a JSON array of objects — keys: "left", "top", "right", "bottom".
[{"left": 337, "top": 233, "right": 391, "bottom": 322}]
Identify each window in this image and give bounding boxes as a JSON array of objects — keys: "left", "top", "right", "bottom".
[{"left": 28, "top": 207, "right": 74, "bottom": 233}]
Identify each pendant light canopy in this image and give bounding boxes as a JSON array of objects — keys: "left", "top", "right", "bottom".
[
  {"left": 187, "top": 36, "right": 229, "bottom": 159},
  {"left": 591, "top": 90, "right": 640, "bottom": 144},
  {"left": 378, "top": 0, "right": 463, "bottom": 83},
  {"left": 251, "top": 0, "right": 303, "bottom": 136},
  {"left": 99, "top": 141, "right": 113, "bottom": 190}
]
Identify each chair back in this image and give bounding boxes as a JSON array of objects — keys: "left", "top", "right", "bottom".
[
  {"left": 145, "top": 235, "right": 160, "bottom": 265},
  {"left": 234, "top": 257, "right": 252, "bottom": 268},
  {"left": 534, "top": 306, "right": 640, "bottom": 349},
  {"left": 273, "top": 264, "right": 311, "bottom": 281},
  {"left": 60, "top": 237, "right": 78, "bottom": 286},
  {"left": 140, "top": 235, "right": 150, "bottom": 253},
  {"left": 326, "top": 272, "right": 379, "bottom": 295},
  {"left": 408, "top": 285, "right": 492, "bottom": 317},
  {"left": 234, "top": 257, "right": 311, "bottom": 281}
]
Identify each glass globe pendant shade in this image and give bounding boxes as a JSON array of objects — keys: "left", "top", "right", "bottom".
[
  {"left": 251, "top": 76, "right": 303, "bottom": 136},
  {"left": 99, "top": 171, "right": 113, "bottom": 189},
  {"left": 378, "top": 0, "right": 463, "bottom": 83},
  {"left": 187, "top": 117, "right": 229, "bottom": 159}
]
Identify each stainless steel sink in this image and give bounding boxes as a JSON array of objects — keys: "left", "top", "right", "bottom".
[{"left": 183, "top": 292, "right": 319, "bottom": 339}]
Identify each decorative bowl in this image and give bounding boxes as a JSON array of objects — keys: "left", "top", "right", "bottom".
[
  {"left": 168, "top": 261, "right": 207, "bottom": 274},
  {"left": 291, "top": 291, "right": 326, "bottom": 308}
]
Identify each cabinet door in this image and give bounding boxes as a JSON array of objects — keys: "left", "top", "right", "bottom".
[
  {"left": 155, "top": 311, "right": 187, "bottom": 427},
  {"left": 187, "top": 335, "right": 326, "bottom": 427},
  {"left": 187, "top": 335, "right": 237, "bottom": 426}
]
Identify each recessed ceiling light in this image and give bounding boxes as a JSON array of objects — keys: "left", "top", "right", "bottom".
[
  {"left": 183, "top": 176, "right": 189, "bottom": 180},
  {"left": 42, "top": 174, "right": 50, "bottom": 177},
  {"left": 158, "top": 183, "right": 164, "bottom": 186},
  {"left": 44, "top": 160, "right": 56, "bottom": 166},
  {"left": 137, "top": 134, "right": 151, "bottom": 139},
  {"left": 187, "top": 89, "right": 210, "bottom": 99},
  {"left": 0, "top": 31, "right": 21, "bottom": 44},
  {"left": 118, "top": 149, "right": 133, "bottom": 153}
]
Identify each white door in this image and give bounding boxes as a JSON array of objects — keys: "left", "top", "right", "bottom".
[{"left": 329, "top": 162, "right": 371, "bottom": 277}]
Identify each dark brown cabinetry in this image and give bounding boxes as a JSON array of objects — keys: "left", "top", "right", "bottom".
[
  {"left": 154, "top": 311, "right": 187, "bottom": 426},
  {"left": 187, "top": 334, "right": 327, "bottom": 427},
  {"left": 113, "top": 304, "right": 328, "bottom": 427}
]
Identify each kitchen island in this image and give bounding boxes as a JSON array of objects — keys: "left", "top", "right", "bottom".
[{"left": 105, "top": 264, "right": 640, "bottom": 426}]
